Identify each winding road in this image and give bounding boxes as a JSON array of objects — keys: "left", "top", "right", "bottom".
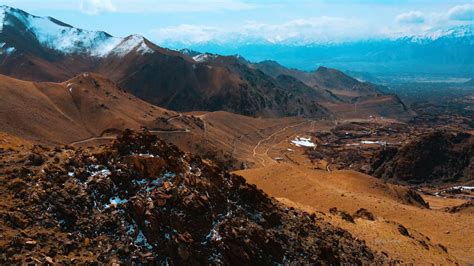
[
  {"left": 70, "top": 136, "right": 117, "bottom": 146},
  {"left": 252, "top": 121, "right": 310, "bottom": 167},
  {"left": 70, "top": 128, "right": 190, "bottom": 146},
  {"left": 70, "top": 117, "right": 316, "bottom": 169}
]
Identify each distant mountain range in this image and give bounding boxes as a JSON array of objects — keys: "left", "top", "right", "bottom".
[
  {"left": 0, "top": 6, "right": 409, "bottom": 119},
  {"left": 176, "top": 25, "right": 474, "bottom": 76}
]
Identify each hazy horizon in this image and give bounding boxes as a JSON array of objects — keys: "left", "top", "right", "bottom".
[{"left": 0, "top": 0, "right": 472, "bottom": 47}]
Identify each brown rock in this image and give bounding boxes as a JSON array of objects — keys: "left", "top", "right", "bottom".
[
  {"left": 398, "top": 224, "right": 410, "bottom": 237},
  {"left": 129, "top": 156, "right": 166, "bottom": 178},
  {"left": 44, "top": 256, "right": 54, "bottom": 264},
  {"left": 26, "top": 153, "right": 44, "bottom": 166},
  {"left": 156, "top": 198, "right": 166, "bottom": 206},
  {"left": 353, "top": 208, "right": 375, "bottom": 221}
]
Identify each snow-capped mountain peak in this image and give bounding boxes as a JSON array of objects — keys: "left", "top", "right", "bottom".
[
  {"left": 0, "top": 5, "right": 14, "bottom": 32},
  {"left": 110, "top": 34, "right": 153, "bottom": 56},
  {"left": 405, "top": 25, "right": 473, "bottom": 43},
  {"left": 0, "top": 5, "right": 153, "bottom": 57}
]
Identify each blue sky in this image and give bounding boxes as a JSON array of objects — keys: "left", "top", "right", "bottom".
[{"left": 1, "top": 0, "right": 472, "bottom": 47}]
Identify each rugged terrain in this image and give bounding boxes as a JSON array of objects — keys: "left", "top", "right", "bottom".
[
  {"left": 0, "top": 4, "right": 472, "bottom": 264},
  {"left": 251, "top": 61, "right": 410, "bottom": 118},
  {"left": 0, "top": 6, "right": 329, "bottom": 118},
  {"left": 371, "top": 131, "right": 473, "bottom": 184},
  {"left": 0, "top": 6, "right": 409, "bottom": 120},
  {"left": 235, "top": 163, "right": 474, "bottom": 264},
  {"left": 0, "top": 130, "right": 383, "bottom": 264},
  {"left": 0, "top": 73, "right": 174, "bottom": 144}
]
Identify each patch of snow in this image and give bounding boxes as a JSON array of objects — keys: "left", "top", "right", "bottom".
[
  {"left": 131, "top": 151, "right": 159, "bottom": 157},
  {"left": 5, "top": 47, "right": 15, "bottom": 54},
  {"left": 66, "top": 83, "right": 74, "bottom": 93},
  {"left": 1, "top": 7, "right": 154, "bottom": 57},
  {"left": 110, "top": 35, "right": 153, "bottom": 56},
  {"left": 88, "top": 165, "right": 111, "bottom": 177},
  {"left": 136, "top": 230, "right": 153, "bottom": 250},
  {"left": 345, "top": 143, "right": 360, "bottom": 146},
  {"left": 91, "top": 37, "right": 123, "bottom": 57},
  {"left": 127, "top": 224, "right": 135, "bottom": 235},
  {"left": 291, "top": 137, "right": 316, "bottom": 148},
  {"left": 0, "top": 7, "right": 5, "bottom": 32},
  {"left": 109, "top": 196, "right": 128, "bottom": 205},
  {"left": 409, "top": 25, "right": 473, "bottom": 42},
  {"left": 105, "top": 196, "right": 128, "bottom": 208},
  {"left": 361, "top": 140, "right": 387, "bottom": 145},
  {"left": 209, "top": 227, "right": 222, "bottom": 242},
  {"left": 1, "top": 46, "right": 15, "bottom": 55},
  {"left": 22, "top": 12, "right": 121, "bottom": 56},
  {"left": 92, "top": 168, "right": 111, "bottom": 177},
  {"left": 452, "top": 186, "right": 474, "bottom": 191},
  {"left": 138, "top": 153, "right": 155, "bottom": 158},
  {"left": 133, "top": 173, "right": 175, "bottom": 193},
  {"left": 162, "top": 171, "right": 176, "bottom": 179},
  {"left": 150, "top": 178, "right": 163, "bottom": 187},
  {"left": 68, "top": 172, "right": 75, "bottom": 177},
  {"left": 134, "top": 179, "right": 147, "bottom": 186},
  {"left": 193, "top": 53, "right": 217, "bottom": 63}
]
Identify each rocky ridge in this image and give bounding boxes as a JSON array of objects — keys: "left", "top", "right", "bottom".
[
  {"left": 0, "top": 130, "right": 384, "bottom": 264},
  {"left": 371, "top": 131, "right": 473, "bottom": 184}
]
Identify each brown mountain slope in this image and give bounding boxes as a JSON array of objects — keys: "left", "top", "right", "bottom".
[
  {"left": 252, "top": 61, "right": 410, "bottom": 118},
  {"left": 0, "top": 73, "right": 322, "bottom": 169},
  {"left": 371, "top": 131, "right": 474, "bottom": 184},
  {"left": 0, "top": 74, "right": 320, "bottom": 169},
  {"left": 0, "top": 7, "right": 331, "bottom": 119},
  {"left": 0, "top": 73, "right": 175, "bottom": 144},
  {"left": 0, "top": 6, "right": 409, "bottom": 119},
  {"left": 99, "top": 51, "right": 330, "bottom": 118},
  {"left": 235, "top": 163, "right": 474, "bottom": 264},
  {"left": 253, "top": 61, "right": 383, "bottom": 97},
  {"left": 311, "top": 66, "right": 383, "bottom": 97}
]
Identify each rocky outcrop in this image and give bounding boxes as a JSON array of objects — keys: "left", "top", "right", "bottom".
[
  {"left": 371, "top": 131, "right": 473, "bottom": 184},
  {"left": 0, "top": 130, "right": 384, "bottom": 264}
]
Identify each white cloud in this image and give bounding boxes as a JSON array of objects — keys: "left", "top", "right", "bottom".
[
  {"left": 384, "top": 4, "right": 474, "bottom": 39},
  {"left": 79, "top": 0, "right": 115, "bottom": 15},
  {"left": 396, "top": 11, "right": 425, "bottom": 24},
  {"left": 447, "top": 4, "right": 474, "bottom": 21},
  {"left": 0, "top": 0, "right": 260, "bottom": 14},
  {"left": 152, "top": 17, "right": 376, "bottom": 45},
  {"left": 77, "top": 0, "right": 258, "bottom": 14},
  {"left": 154, "top": 24, "right": 220, "bottom": 44},
  {"left": 0, "top": 0, "right": 77, "bottom": 10}
]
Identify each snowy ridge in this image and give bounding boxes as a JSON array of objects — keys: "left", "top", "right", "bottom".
[
  {"left": 0, "top": 5, "right": 153, "bottom": 57},
  {"left": 110, "top": 34, "right": 153, "bottom": 56},
  {"left": 180, "top": 48, "right": 201, "bottom": 57},
  {"left": 406, "top": 25, "right": 473, "bottom": 43},
  {"left": 193, "top": 53, "right": 218, "bottom": 63},
  {"left": 0, "top": 7, "right": 5, "bottom": 32}
]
